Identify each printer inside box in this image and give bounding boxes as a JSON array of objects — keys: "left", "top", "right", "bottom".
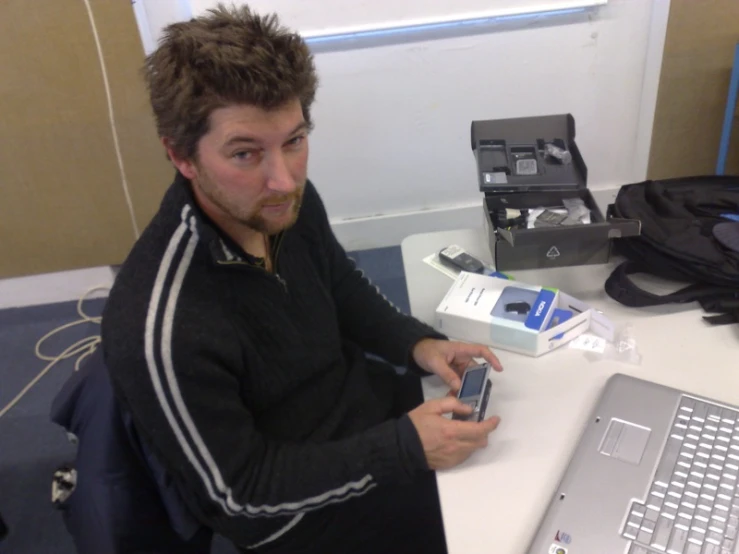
[{"left": 471, "top": 114, "right": 640, "bottom": 271}]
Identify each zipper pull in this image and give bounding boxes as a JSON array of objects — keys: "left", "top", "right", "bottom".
[{"left": 276, "top": 273, "right": 288, "bottom": 291}]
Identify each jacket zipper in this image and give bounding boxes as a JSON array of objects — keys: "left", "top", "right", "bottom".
[
  {"left": 216, "top": 231, "right": 288, "bottom": 293},
  {"left": 271, "top": 231, "right": 287, "bottom": 292}
]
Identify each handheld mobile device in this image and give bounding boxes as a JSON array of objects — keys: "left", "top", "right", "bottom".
[
  {"left": 505, "top": 301, "right": 531, "bottom": 315},
  {"left": 453, "top": 363, "right": 492, "bottom": 422},
  {"left": 438, "top": 245, "right": 485, "bottom": 274}
]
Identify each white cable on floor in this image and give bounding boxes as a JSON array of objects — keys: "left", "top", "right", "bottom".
[
  {"left": 0, "top": 286, "right": 108, "bottom": 420},
  {"left": 82, "top": 0, "right": 141, "bottom": 240}
]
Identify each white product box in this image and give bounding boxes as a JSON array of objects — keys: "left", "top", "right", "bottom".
[{"left": 434, "top": 271, "right": 614, "bottom": 357}]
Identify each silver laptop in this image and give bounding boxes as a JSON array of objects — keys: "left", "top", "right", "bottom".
[{"left": 527, "top": 373, "right": 739, "bottom": 554}]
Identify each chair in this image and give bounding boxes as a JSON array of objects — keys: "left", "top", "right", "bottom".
[{"left": 50, "top": 348, "right": 213, "bottom": 554}]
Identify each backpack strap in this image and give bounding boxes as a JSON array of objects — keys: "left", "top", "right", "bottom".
[
  {"left": 605, "top": 261, "right": 738, "bottom": 307},
  {"left": 700, "top": 297, "right": 739, "bottom": 326},
  {"left": 703, "top": 311, "right": 739, "bottom": 325}
]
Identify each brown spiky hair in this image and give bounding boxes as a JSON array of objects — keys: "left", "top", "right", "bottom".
[{"left": 142, "top": 3, "right": 318, "bottom": 160}]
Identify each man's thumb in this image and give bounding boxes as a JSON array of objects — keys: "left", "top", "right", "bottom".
[
  {"left": 431, "top": 396, "right": 472, "bottom": 415},
  {"left": 429, "top": 362, "right": 461, "bottom": 392}
]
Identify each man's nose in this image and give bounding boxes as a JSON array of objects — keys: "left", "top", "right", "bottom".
[{"left": 265, "top": 152, "right": 297, "bottom": 193}]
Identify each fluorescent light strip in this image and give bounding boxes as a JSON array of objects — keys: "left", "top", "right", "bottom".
[{"left": 304, "top": 4, "right": 600, "bottom": 45}]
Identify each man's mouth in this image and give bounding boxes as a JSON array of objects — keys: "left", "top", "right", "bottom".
[{"left": 261, "top": 198, "right": 293, "bottom": 211}]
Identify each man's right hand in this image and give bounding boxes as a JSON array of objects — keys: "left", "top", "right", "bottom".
[{"left": 407, "top": 397, "right": 501, "bottom": 470}]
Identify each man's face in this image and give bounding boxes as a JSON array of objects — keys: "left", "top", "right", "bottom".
[{"left": 170, "top": 99, "right": 309, "bottom": 235}]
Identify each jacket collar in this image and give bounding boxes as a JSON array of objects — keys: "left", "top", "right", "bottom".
[{"left": 165, "top": 171, "right": 266, "bottom": 267}]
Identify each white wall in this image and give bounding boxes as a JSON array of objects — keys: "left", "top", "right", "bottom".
[
  {"left": 132, "top": 0, "right": 670, "bottom": 250},
  {"left": 190, "top": 0, "right": 606, "bottom": 37}
]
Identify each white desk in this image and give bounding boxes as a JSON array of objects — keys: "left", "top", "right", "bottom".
[{"left": 401, "top": 228, "right": 739, "bottom": 554}]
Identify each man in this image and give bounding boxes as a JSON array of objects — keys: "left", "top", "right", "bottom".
[
  {"left": 102, "top": 4, "right": 502, "bottom": 553},
  {"left": 0, "top": 512, "right": 7, "bottom": 543}
]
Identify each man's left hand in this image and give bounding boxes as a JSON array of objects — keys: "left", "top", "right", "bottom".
[{"left": 411, "top": 338, "right": 503, "bottom": 393}]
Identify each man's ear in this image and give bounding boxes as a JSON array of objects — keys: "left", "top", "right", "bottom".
[{"left": 162, "top": 138, "right": 197, "bottom": 180}]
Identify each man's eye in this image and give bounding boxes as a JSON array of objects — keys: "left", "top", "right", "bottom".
[
  {"left": 233, "top": 151, "right": 254, "bottom": 160},
  {"left": 286, "top": 135, "right": 305, "bottom": 147}
]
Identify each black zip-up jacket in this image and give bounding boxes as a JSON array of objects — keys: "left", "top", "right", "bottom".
[{"left": 102, "top": 173, "right": 443, "bottom": 549}]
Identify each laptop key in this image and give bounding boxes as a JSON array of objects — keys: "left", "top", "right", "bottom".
[
  {"left": 624, "top": 511, "right": 641, "bottom": 540},
  {"left": 708, "top": 517, "right": 726, "bottom": 535},
  {"left": 706, "top": 530, "right": 723, "bottom": 545},
  {"left": 708, "top": 406, "right": 722, "bottom": 422},
  {"left": 688, "top": 529, "right": 705, "bottom": 546},
  {"left": 646, "top": 507, "right": 661, "bottom": 522},
  {"left": 721, "top": 408, "right": 736, "bottom": 425},
  {"left": 688, "top": 482, "right": 702, "bottom": 494},
  {"left": 664, "top": 503, "right": 678, "bottom": 519},
  {"left": 677, "top": 515, "right": 693, "bottom": 530},
  {"left": 637, "top": 528, "right": 653, "bottom": 545},
  {"left": 650, "top": 492, "right": 665, "bottom": 510},
  {"left": 716, "top": 496, "right": 731, "bottom": 511},
  {"left": 694, "top": 517, "right": 709, "bottom": 531},
  {"left": 685, "top": 542, "right": 702, "bottom": 554},
  {"left": 667, "top": 526, "right": 689, "bottom": 554},
  {"left": 693, "top": 403, "right": 708, "bottom": 422},
  {"left": 623, "top": 524, "right": 638, "bottom": 540},
  {"left": 696, "top": 506, "right": 712, "bottom": 521},
  {"left": 631, "top": 503, "right": 646, "bottom": 517},
  {"left": 651, "top": 516, "right": 674, "bottom": 550}
]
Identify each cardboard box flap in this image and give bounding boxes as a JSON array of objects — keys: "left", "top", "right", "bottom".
[{"left": 471, "top": 113, "right": 587, "bottom": 194}]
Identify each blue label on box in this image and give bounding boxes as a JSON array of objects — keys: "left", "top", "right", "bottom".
[
  {"left": 484, "top": 270, "right": 513, "bottom": 280},
  {"left": 548, "top": 308, "right": 573, "bottom": 340},
  {"left": 524, "top": 289, "right": 556, "bottom": 330}
]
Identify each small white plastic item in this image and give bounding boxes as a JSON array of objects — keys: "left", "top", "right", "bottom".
[
  {"left": 571, "top": 324, "right": 642, "bottom": 366},
  {"left": 544, "top": 142, "right": 573, "bottom": 164}
]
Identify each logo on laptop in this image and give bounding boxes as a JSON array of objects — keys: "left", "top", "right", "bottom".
[
  {"left": 555, "top": 530, "right": 572, "bottom": 544},
  {"left": 548, "top": 545, "right": 567, "bottom": 554}
]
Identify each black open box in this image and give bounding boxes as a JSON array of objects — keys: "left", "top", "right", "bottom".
[{"left": 471, "top": 114, "right": 641, "bottom": 271}]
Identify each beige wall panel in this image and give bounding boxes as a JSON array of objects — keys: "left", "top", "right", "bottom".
[
  {"left": 648, "top": 0, "right": 739, "bottom": 180},
  {"left": 0, "top": 0, "right": 172, "bottom": 278}
]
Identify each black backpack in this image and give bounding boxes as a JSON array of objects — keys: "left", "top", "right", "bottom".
[{"left": 605, "top": 175, "right": 739, "bottom": 325}]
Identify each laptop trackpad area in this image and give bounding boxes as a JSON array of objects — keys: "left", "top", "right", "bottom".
[{"left": 598, "top": 419, "right": 651, "bottom": 465}]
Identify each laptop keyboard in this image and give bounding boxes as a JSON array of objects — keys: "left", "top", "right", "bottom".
[{"left": 622, "top": 397, "right": 739, "bottom": 554}]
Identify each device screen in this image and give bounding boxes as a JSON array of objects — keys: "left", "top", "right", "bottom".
[{"left": 459, "top": 367, "right": 486, "bottom": 398}]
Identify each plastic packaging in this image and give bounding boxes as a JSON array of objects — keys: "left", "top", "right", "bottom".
[
  {"left": 534, "top": 209, "right": 569, "bottom": 227},
  {"left": 544, "top": 142, "right": 573, "bottom": 164},
  {"left": 562, "top": 197, "right": 591, "bottom": 225},
  {"left": 527, "top": 207, "right": 568, "bottom": 228},
  {"left": 570, "top": 324, "right": 642, "bottom": 366}
]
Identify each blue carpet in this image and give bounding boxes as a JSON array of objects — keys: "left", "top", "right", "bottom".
[{"left": 0, "top": 247, "right": 409, "bottom": 553}]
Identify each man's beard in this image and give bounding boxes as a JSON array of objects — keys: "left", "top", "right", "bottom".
[{"left": 193, "top": 169, "right": 305, "bottom": 235}]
